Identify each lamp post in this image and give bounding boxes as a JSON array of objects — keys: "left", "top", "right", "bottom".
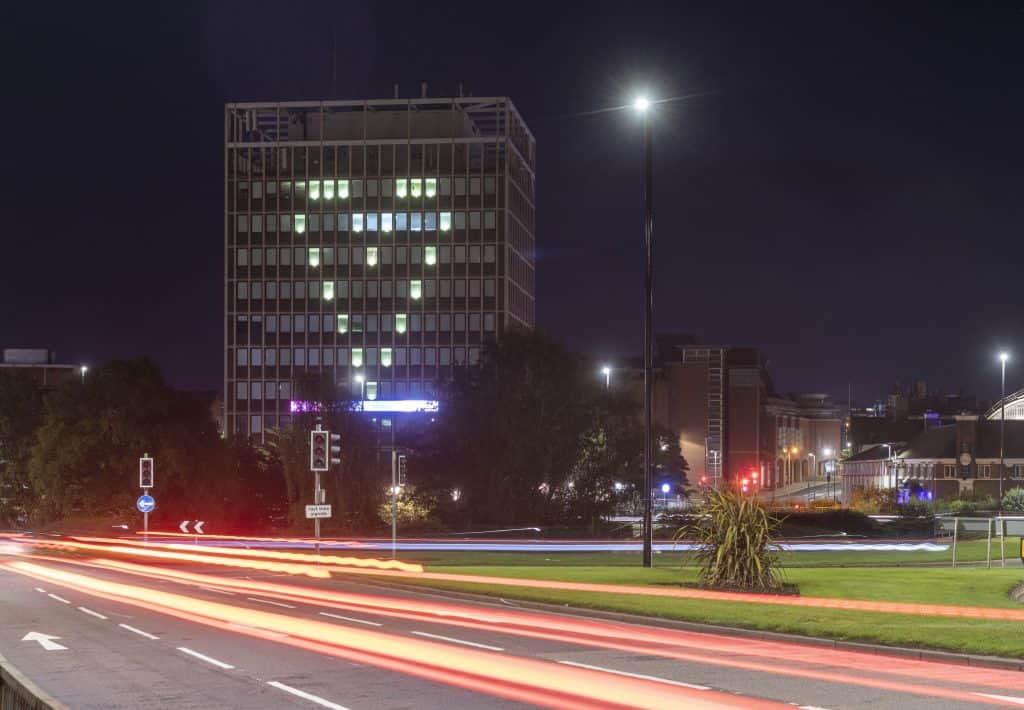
[
  {"left": 601, "top": 365, "right": 612, "bottom": 390},
  {"left": 634, "top": 94, "right": 655, "bottom": 569},
  {"left": 823, "top": 447, "right": 834, "bottom": 502},
  {"left": 354, "top": 374, "right": 366, "bottom": 401},
  {"left": 1000, "top": 352, "right": 1009, "bottom": 510},
  {"left": 807, "top": 452, "right": 816, "bottom": 504},
  {"left": 80, "top": 365, "right": 88, "bottom": 384}
]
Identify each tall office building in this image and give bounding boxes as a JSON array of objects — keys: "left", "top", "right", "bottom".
[{"left": 225, "top": 96, "right": 536, "bottom": 437}]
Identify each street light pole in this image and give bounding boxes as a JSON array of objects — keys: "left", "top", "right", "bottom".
[
  {"left": 601, "top": 365, "right": 612, "bottom": 390},
  {"left": 1000, "top": 353, "right": 1009, "bottom": 510},
  {"left": 637, "top": 96, "right": 654, "bottom": 569}
]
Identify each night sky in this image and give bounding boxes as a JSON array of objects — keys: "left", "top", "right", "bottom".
[{"left": 6, "top": 1, "right": 1023, "bottom": 405}]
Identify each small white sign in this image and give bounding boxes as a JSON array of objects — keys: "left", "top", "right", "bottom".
[{"left": 305, "top": 504, "right": 332, "bottom": 519}]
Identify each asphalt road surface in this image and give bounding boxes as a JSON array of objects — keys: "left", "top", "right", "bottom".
[{"left": 2, "top": 541, "right": 1023, "bottom": 709}]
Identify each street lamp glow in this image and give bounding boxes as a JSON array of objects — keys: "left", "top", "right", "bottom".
[
  {"left": 823, "top": 447, "right": 834, "bottom": 457},
  {"left": 633, "top": 96, "right": 651, "bottom": 112},
  {"left": 354, "top": 374, "right": 365, "bottom": 384},
  {"left": 601, "top": 365, "right": 611, "bottom": 376},
  {"left": 1000, "top": 352, "right": 1010, "bottom": 363},
  {"left": 601, "top": 364, "right": 612, "bottom": 389},
  {"left": 660, "top": 483, "right": 671, "bottom": 494}
]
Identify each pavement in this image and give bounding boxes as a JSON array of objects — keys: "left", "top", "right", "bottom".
[{"left": 2, "top": 542, "right": 1024, "bottom": 709}]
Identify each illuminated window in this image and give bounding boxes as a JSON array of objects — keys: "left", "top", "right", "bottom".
[
  {"left": 322, "top": 281, "right": 334, "bottom": 300},
  {"left": 411, "top": 213, "right": 422, "bottom": 231},
  {"left": 351, "top": 348, "right": 363, "bottom": 368},
  {"left": 440, "top": 212, "right": 452, "bottom": 232},
  {"left": 424, "top": 212, "right": 437, "bottom": 231},
  {"left": 309, "top": 180, "right": 321, "bottom": 200},
  {"left": 381, "top": 212, "right": 393, "bottom": 233},
  {"left": 295, "top": 214, "right": 306, "bottom": 234},
  {"left": 323, "top": 180, "right": 335, "bottom": 199},
  {"left": 366, "top": 247, "right": 378, "bottom": 266},
  {"left": 425, "top": 178, "right": 437, "bottom": 198},
  {"left": 352, "top": 213, "right": 364, "bottom": 232},
  {"left": 367, "top": 213, "right": 378, "bottom": 232},
  {"left": 396, "top": 313, "right": 407, "bottom": 334},
  {"left": 381, "top": 348, "right": 393, "bottom": 367},
  {"left": 395, "top": 212, "right": 407, "bottom": 230},
  {"left": 308, "top": 248, "right": 320, "bottom": 268},
  {"left": 425, "top": 246, "right": 437, "bottom": 266},
  {"left": 410, "top": 179, "right": 422, "bottom": 198},
  {"left": 338, "top": 179, "right": 350, "bottom": 199},
  {"left": 337, "top": 314, "right": 348, "bottom": 334},
  {"left": 410, "top": 280, "right": 422, "bottom": 300},
  {"left": 396, "top": 179, "right": 408, "bottom": 198},
  {"left": 366, "top": 381, "right": 378, "bottom": 400}
]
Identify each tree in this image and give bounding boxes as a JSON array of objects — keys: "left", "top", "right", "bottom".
[{"left": 0, "top": 371, "right": 46, "bottom": 524}]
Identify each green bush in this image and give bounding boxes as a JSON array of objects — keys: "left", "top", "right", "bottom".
[
  {"left": 947, "top": 496, "right": 997, "bottom": 515},
  {"left": 849, "top": 486, "right": 897, "bottom": 515},
  {"left": 777, "top": 508, "right": 880, "bottom": 537},
  {"left": 675, "top": 490, "right": 784, "bottom": 592},
  {"left": 1002, "top": 487, "right": 1024, "bottom": 513}
]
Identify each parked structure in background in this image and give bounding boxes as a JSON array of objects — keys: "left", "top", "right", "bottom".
[
  {"left": 225, "top": 94, "right": 536, "bottom": 439},
  {"left": 0, "top": 349, "right": 83, "bottom": 387},
  {"left": 613, "top": 335, "right": 841, "bottom": 490},
  {"left": 841, "top": 415, "right": 1024, "bottom": 500},
  {"left": 985, "top": 388, "right": 1024, "bottom": 421}
]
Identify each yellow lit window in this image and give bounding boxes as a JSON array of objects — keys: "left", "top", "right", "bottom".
[
  {"left": 410, "top": 179, "right": 422, "bottom": 198},
  {"left": 308, "top": 248, "right": 320, "bottom": 267},
  {"left": 381, "top": 348, "right": 392, "bottom": 367},
  {"left": 351, "top": 348, "right": 363, "bottom": 368},
  {"left": 309, "top": 180, "right": 321, "bottom": 200},
  {"left": 295, "top": 214, "right": 306, "bottom": 234},
  {"left": 323, "top": 180, "right": 335, "bottom": 199},
  {"left": 440, "top": 212, "right": 451, "bottom": 232},
  {"left": 322, "top": 281, "right": 334, "bottom": 300},
  {"left": 425, "top": 178, "right": 437, "bottom": 198},
  {"left": 410, "top": 280, "right": 422, "bottom": 300},
  {"left": 396, "top": 179, "right": 407, "bottom": 198},
  {"left": 366, "top": 247, "right": 378, "bottom": 266},
  {"left": 395, "top": 313, "right": 407, "bottom": 334},
  {"left": 337, "top": 314, "right": 348, "bottom": 334},
  {"left": 338, "top": 180, "right": 350, "bottom": 199},
  {"left": 366, "top": 381, "right": 378, "bottom": 400},
  {"left": 425, "top": 246, "right": 437, "bottom": 266}
]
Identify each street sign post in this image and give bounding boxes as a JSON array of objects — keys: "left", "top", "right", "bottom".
[
  {"left": 309, "top": 425, "right": 341, "bottom": 556},
  {"left": 138, "top": 454, "right": 154, "bottom": 542},
  {"left": 305, "top": 504, "right": 332, "bottom": 519}
]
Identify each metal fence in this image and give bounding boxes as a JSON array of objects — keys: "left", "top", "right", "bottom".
[
  {"left": 935, "top": 516, "right": 1024, "bottom": 568},
  {"left": 0, "top": 654, "right": 65, "bottom": 710}
]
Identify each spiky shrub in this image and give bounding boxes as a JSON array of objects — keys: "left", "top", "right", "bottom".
[
  {"left": 1002, "top": 487, "right": 1024, "bottom": 513},
  {"left": 676, "top": 490, "right": 784, "bottom": 592}
]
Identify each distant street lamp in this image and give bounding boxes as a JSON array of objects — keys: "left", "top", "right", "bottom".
[
  {"left": 634, "top": 93, "right": 655, "bottom": 569},
  {"left": 80, "top": 365, "right": 88, "bottom": 384},
  {"left": 823, "top": 447, "right": 835, "bottom": 501},
  {"left": 354, "top": 373, "right": 366, "bottom": 400},
  {"left": 601, "top": 365, "right": 612, "bottom": 389},
  {"left": 807, "top": 452, "right": 816, "bottom": 504},
  {"left": 1000, "top": 352, "right": 1010, "bottom": 510}
]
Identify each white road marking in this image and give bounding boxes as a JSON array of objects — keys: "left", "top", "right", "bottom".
[
  {"left": 228, "top": 622, "right": 289, "bottom": 638},
  {"left": 318, "top": 612, "right": 383, "bottom": 627},
  {"left": 199, "top": 585, "right": 236, "bottom": 595},
  {"left": 974, "top": 694, "right": 1024, "bottom": 706},
  {"left": 267, "top": 680, "right": 351, "bottom": 709},
  {"left": 118, "top": 623, "right": 159, "bottom": 640},
  {"left": 47, "top": 593, "right": 70, "bottom": 604},
  {"left": 247, "top": 596, "right": 296, "bottom": 609},
  {"left": 34, "top": 587, "right": 47, "bottom": 594},
  {"left": 177, "top": 647, "right": 235, "bottom": 669},
  {"left": 21, "top": 632, "right": 67, "bottom": 651},
  {"left": 78, "top": 606, "right": 108, "bottom": 620},
  {"left": 411, "top": 631, "right": 505, "bottom": 652},
  {"left": 798, "top": 706, "right": 835, "bottom": 710},
  {"left": 558, "top": 660, "right": 711, "bottom": 690}
]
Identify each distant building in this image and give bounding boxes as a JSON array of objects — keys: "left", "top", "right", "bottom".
[
  {"left": 0, "top": 349, "right": 82, "bottom": 387},
  {"left": 225, "top": 95, "right": 536, "bottom": 439},
  {"left": 614, "top": 335, "right": 842, "bottom": 489},
  {"left": 841, "top": 415, "right": 1024, "bottom": 500}
]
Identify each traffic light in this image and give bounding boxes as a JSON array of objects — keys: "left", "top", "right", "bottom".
[
  {"left": 139, "top": 457, "right": 154, "bottom": 488},
  {"left": 699, "top": 475, "right": 708, "bottom": 487},
  {"left": 330, "top": 433, "right": 341, "bottom": 466},
  {"left": 750, "top": 470, "right": 759, "bottom": 487},
  {"left": 310, "top": 431, "right": 329, "bottom": 471},
  {"left": 398, "top": 455, "right": 408, "bottom": 486}
]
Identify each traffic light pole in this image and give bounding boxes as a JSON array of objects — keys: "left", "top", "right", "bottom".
[{"left": 314, "top": 469, "right": 321, "bottom": 557}]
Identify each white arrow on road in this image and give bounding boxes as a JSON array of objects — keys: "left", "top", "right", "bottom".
[
  {"left": 179, "top": 520, "right": 189, "bottom": 533},
  {"left": 194, "top": 521, "right": 204, "bottom": 534},
  {"left": 22, "top": 632, "right": 67, "bottom": 651}
]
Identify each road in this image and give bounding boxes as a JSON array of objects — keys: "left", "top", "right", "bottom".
[{"left": 2, "top": 538, "right": 1023, "bottom": 709}]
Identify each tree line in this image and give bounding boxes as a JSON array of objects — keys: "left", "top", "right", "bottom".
[{"left": 0, "top": 331, "right": 686, "bottom": 534}]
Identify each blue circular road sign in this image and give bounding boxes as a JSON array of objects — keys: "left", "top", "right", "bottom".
[{"left": 136, "top": 494, "right": 155, "bottom": 513}]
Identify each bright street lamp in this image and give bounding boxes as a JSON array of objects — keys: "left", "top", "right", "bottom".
[
  {"left": 999, "top": 352, "right": 1010, "bottom": 509},
  {"left": 601, "top": 365, "right": 612, "bottom": 389},
  {"left": 354, "top": 373, "right": 366, "bottom": 400},
  {"left": 633, "top": 91, "right": 656, "bottom": 569},
  {"left": 79, "top": 365, "right": 88, "bottom": 384}
]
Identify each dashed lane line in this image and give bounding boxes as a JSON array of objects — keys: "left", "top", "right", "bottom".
[
  {"left": 557, "top": 660, "right": 711, "bottom": 691},
  {"left": 267, "top": 680, "right": 351, "bottom": 709}
]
